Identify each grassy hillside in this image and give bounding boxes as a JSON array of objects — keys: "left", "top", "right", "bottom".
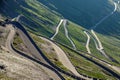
[
  {"left": 52, "top": 20, "right": 120, "bottom": 66},
  {"left": 1, "top": 0, "right": 119, "bottom": 68},
  {"left": 38, "top": 0, "right": 114, "bottom": 28},
  {"left": 59, "top": 44, "right": 116, "bottom": 80},
  {"left": 38, "top": 0, "right": 120, "bottom": 37},
  {"left": 29, "top": 31, "right": 116, "bottom": 79},
  {"left": 95, "top": 7, "right": 120, "bottom": 37},
  {"left": 96, "top": 32, "right": 120, "bottom": 65},
  {"left": 0, "top": 0, "right": 120, "bottom": 79},
  {"left": 0, "top": 0, "right": 61, "bottom": 37}
]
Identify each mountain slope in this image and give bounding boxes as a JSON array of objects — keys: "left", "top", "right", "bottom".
[
  {"left": 38, "top": 0, "right": 113, "bottom": 28},
  {"left": 0, "top": 0, "right": 120, "bottom": 79},
  {"left": 0, "top": 0, "right": 61, "bottom": 37},
  {"left": 38, "top": 0, "right": 120, "bottom": 36}
]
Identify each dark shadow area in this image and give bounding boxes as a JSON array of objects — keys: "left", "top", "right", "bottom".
[
  {"left": 38, "top": 0, "right": 114, "bottom": 29},
  {"left": 0, "top": 0, "right": 120, "bottom": 37},
  {"left": 94, "top": 11, "right": 120, "bottom": 37},
  {"left": 19, "top": 16, "right": 53, "bottom": 37}
]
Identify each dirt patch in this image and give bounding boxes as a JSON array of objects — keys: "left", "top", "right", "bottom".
[
  {"left": 13, "top": 33, "right": 30, "bottom": 54},
  {"left": 0, "top": 26, "right": 9, "bottom": 46},
  {"left": 0, "top": 50, "right": 51, "bottom": 80},
  {"left": 39, "top": 37, "right": 91, "bottom": 80}
]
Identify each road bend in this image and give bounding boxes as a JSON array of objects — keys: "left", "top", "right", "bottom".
[
  {"left": 40, "top": 37, "right": 92, "bottom": 80},
  {"left": 8, "top": 21, "right": 94, "bottom": 80},
  {"left": 84, "top": 31, "right": 91, "bottom": 54},
  {"left": 5, "top": 24, "right": 63, "bottom": 80},
  {"left": 91, "top": 30, "right": 110, "bottom": 59},
  {"left": 90, "top": 1, "right": 118, "bottom": 59},
  {"left": 50, "top": 19, "right": 64, "bottom": 40},
  {"left": 91, "top": 1, "right": 118, "bottom": 29},
  {"left": 63, "top": 19, "right": 76, "bottom": 50}
]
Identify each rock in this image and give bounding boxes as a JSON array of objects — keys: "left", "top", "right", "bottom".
[{"left": 0, "top": 64, "right": 6, "bottom": 70}]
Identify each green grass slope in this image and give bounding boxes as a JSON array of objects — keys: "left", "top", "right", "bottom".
[
  {"left": 0, "top": 0, "right": 61, "bottom": 37},
  {"left": 0, "top": 0, "right": 120, "bottom": 79},
  {"left": 38, "top": 0, "right": 114, "bottom": 29},
  {"left": 96, "top": 32, "right": 120, "bottom": 65},
  {"left": 37, "top": 0, "right": 120, "bottom": 37}
]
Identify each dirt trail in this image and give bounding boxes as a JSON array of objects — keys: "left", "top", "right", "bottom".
[
  {"left": 5, "top": 24, "right": 62, "bottom": 80},
  {"left": 91, "top": 1, "right": 118, "bottom": 29},
  {"left": 91, "top": 30, "right": 110, "bottom": 59},
  {"left": 0, "top": 48, "right": 50, "bottom": 80},
  {"left": 84, "top": 31, "right": 91, "bottom": 54},
  {"left": 50, "top": 19, "right": 64, "bottom": 40},
  {"left": 90, "top": 1, "right": 119, "bottom": 59},
  {"left": 5, "top": 25, "right": 16, "bottom": 51},
  {"left": 63, "top": 19, "right": 76, "bottom": 50},
  {"left": 40, "top": 37, "right": 92, "bottom": 80}
]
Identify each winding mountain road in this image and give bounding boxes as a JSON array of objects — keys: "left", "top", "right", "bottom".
[
  {"left": 50, "top": 19, "right": 64, "bottom": 40},
  {"left": 5, "top": 25, "right": 16, "bottom": 52},
  {"left": 113, "top": 2, "right": 117, "bottom": 12},
  {"left": 92, "top": 1, "right": 118, "bottom": 29},
  {"left": 40, "top": 37, "right": 92, "bottom": 80},
  {"left": 91, "top": 30, "right": 110, "bottom": 59},
  {"left": 91, "top": 30, "right": 103, "bottom": 50},
  {"left": 63, "top": 19, "right": 76, "bottom": 50},
  {"left": 50, "top": 19, "right": 76, "bottom": 50},
  {"left": 6, "top": 20, "right": 95, "bottom": 79},
  {"left": 11, "top": 2, "right": 119, "bottom": 78},
  {"left": 83, "top": 1, "right": 118, "bottom": 55},
  {"left": 5, "top": 18, "right": 120, "bottom": 79},
  {"left": 90, "top": 1, "right": 118, "bottom": 59},
  {"left": 13, "top": 16, "right": 93, "bottom": 79},
  {"left": 84, "top": 31, "right": 91, "bottom": 54},
  {"left": 5, "top": 24, "right": 62, "bottom": 80}
]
